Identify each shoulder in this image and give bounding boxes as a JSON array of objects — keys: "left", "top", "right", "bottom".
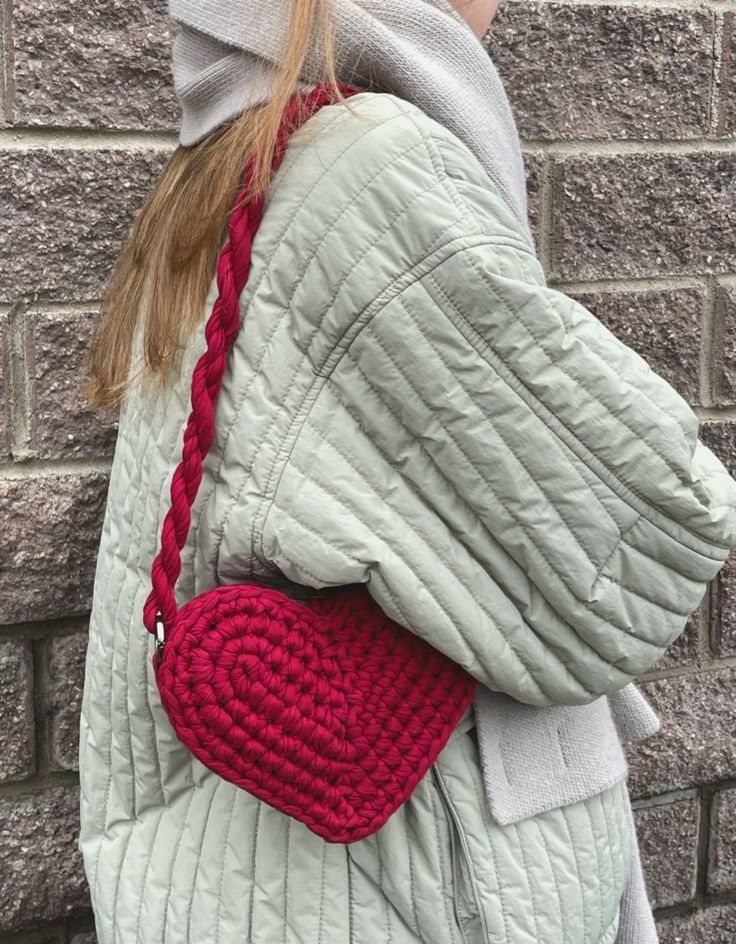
[{"left": 279, "top": 91, "right": 529, "bottom": 253}]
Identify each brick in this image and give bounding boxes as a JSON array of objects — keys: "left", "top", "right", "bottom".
[
  {"left": 0, "top": 149, "right": 169, "bottom": 304},
  {"left": 700, "top": 420, "right": 736, "bottom": 477},
  {"left": 0, "top": 315, "right": 11, "bottom": 458},
  {"left": 657, "top": 904, "right": 736, "bottom": 944},
  {"left": 0, "top": 786, "right": 90, "bottom": 932},
  {"left": 656, "top": 608, "right": 701, "bottom": 669},
  {"left": 709, "top": 787, "right": 736, "bottom": 894},
  {"left": 0, "top": 472, "right": 108, "bottom": 625},
  {"left": 633, "top": 798, "right": 699, "bottom": 909},
  {"left": 710, "top": 550, "right": 736, "bottom": 657},
  {"left": 491, "top": 4, "right": 714, "bottom": 141},
  {"left": 0, "top": 638, "right": 35, "bottom": 782},
  {"left": 25, "top": 310, "right": 119, "bottom": 459},
  {"left": 716, "top": 13, "right": 735, "bottom": 137},
  {"left": 552, "top": 153, "right": 736, "bottom": 280},
  {"left": 713, "top": 285, "right": 736, "bottom": 405},
  {"left": 70, "top": 935, "right": 98, "bottom": 944},
  {"left": 568, "top": 287, "right": 702, "bottom": 405},
  {"left": 523, "top": 151, "right": 544, "bottom": 252},
  {"left": 10, "top": 0, "right": 177, "bottom": 130},
  {"left": 46, "top": 632, "right": 88, "bottom": 771},
  {"left": 626, "top": 668, "right": 736, "bottom": 797}
]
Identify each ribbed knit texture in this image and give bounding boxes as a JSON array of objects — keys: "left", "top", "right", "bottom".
[{"left": 167, "top": 0, "right": 535, "bottom": 248}]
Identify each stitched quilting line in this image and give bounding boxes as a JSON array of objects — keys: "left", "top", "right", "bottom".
[
  {"left": 397, "top": 292, "right": 619, "bottom": 565},
  {"left": 298, "top": 412, "right": 605, "bottom": 698},
  {"left": 282, "top": 817, "right": 291, "bottom": 944},
  {"left": 598, "top": 788, "right": 621, "bottom": 933},
  {"left": 362, "top": 315, "right": 671, "bottom": 651},
  {"left": 456, "top": 249, "right": 734, "bottom": 556},
  {"left": 511, "top": 819, "right": 545, "bottom": 944},
  {"left": 533, "top": 819, "right": 568, "bottom": 940},
  {"left": 159, "top": 789, "right": 197, "bottom": 943},
  {"left": 185, "top": 781, "right": 221, "bottom": 942},
  {"left": 247, "top": 803, "right": 262, "bottom": 944},
  {"left": 375, "top": 833, "right": 394, "bottom": 944},
  {"left": 316, "top": 842, "right": 327, "bottom": 944},
  {"left": 560, "top": 805, "right": 588, "bottom": 944},
  {"left": 133, "top": 806, "right": 167, "bottom": 944},
  {"left": 213, "top": 789, "right": 238, "bottom": 944},
  {"left": 585, "top": 797, "right": 604, "bottom": 944}
]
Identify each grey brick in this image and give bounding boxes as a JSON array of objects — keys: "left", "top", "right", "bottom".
[
  {"left": 657, "top": 904, "right": 736, "bottom": 944},
  {"left": 634, "top": 798, "right": 699, "bottom": 909},
  {"left": 710, "top": 551, "right": 736, "bottom": 658},
  {"left": 46, "top": 632, "right": 88, "bottom": 771},
  {"left": 0, "top": 315, "right": 11, "bottom": 458},
  {"left": 567, "top": 287, "right": 702, "bottom": 405},
  {"left": 70, "top": 935, "right": 98, "bottom": 944},
  {"left": 11, "top": 0, "right": 178, "bottom": 130},
  {"left": 0, "top": 472, "right": 108, "bottom": 625},
  {"left": 700, "top": 420, "right": 736, "bottom": 477},
  {"left": 0, "top": 638, "right": 35, "bottom": 782},
  {"left": 626, "top": 668, "right": 736, "bottom": 797},
  {"left": 656, "top": 608, "right": 701, "bottom": 669},
  {"left": 0, "top": 149, "right": 169, "bottom": 304},
  {"left": 0, "top": 786, "right": 90, "bottom": 932},
  {"left": 491, "top": 4, "right": 714, "bottom": 141},
  {"left": 713, "top": 285, "right": 736, "bottom": 406},
  {"left": 709, "top": 787, "right": 736, "bottom": 895},
  {"left": 522, "top": 150, "right": 544, "bottom": 253},
  {"left": 716, "top": 13, "right": 735, "bottom": 137},
  {"left": 25, "top": 310, "right": 119, "bottom": 459},
  {"left": 552, "top": 153, "right": 736, "bottom": 280}
]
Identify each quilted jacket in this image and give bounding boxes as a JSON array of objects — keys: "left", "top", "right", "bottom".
[{"left": 78, "top": 92, "right": 736, "bottom": 944}]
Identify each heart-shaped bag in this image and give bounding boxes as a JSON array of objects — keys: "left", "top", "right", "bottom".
[{"left": 142, "top": 81, "right": 475, "bottom": 843}]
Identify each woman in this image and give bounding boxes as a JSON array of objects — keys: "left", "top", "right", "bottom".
[{"left": 78, "top": 1, "right": 736, "bottom": 942}]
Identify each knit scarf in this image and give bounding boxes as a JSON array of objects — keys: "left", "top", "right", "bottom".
[{"left": 168, "top": 0, "right": 535, "bottom": 250}]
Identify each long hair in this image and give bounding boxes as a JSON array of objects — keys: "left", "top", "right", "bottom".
[{"left": 85, "top": 0, "right": 341, "bottom": 409}]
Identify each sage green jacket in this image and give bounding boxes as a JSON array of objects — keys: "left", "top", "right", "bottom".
[{"left": 79, "top": 92, "right": 736, "bottom": 944}]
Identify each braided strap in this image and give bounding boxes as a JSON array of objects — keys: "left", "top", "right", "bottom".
[{"left": 143, "top": 82, "right": 360, "bottom": 635}]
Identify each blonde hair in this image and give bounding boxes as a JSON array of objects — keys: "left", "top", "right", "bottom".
[{"left": 85, "top": 0, "right": 342, "bottom": 409}]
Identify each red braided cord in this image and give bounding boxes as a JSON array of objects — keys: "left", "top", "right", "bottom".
[{"left": 143, "top": 82, "right": 360, "bottom": 634}]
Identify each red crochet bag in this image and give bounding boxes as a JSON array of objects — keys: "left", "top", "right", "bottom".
[{"left": 143, "top": 81, "right": 475, "bottom": 844}]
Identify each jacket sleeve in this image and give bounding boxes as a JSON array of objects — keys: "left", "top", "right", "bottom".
[{"left": 260, "top": 238, "right": 736, "bottom": 707}]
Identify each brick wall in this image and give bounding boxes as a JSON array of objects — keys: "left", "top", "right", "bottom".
[{"left": 0, "top": 0, "right": 734, "bottom": 940}]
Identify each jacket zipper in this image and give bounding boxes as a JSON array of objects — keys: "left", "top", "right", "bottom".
[{"left": 431, "top": 763, "right": 490, "bottom": 944}]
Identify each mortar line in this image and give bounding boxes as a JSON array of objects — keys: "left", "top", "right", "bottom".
[
  {"left": 521, "top": 138, "right": 736, "bottom": 157},
  {"left": 709, "top": 9, "right": 727, "bottom": 136},
  {"left": 7, "top": 300, "right": 29, "bottom": 458},
  {"left": 716, "top": 12, "right": 734, "bottom": 136},
  {"left": 0, "top": 126, "right": 177, "bottom": 151},
  {"left": 1, "top": 0, "right": 14, "bottom": 125},
  {"left": 0, "top": 457, "right": 111, "bottom": 478},
  {"left": 702, "top": 274, "right": 719, "bottom": 408},
  {"left": 537, "top": 153, "right": 555, "bottom": 276}
]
